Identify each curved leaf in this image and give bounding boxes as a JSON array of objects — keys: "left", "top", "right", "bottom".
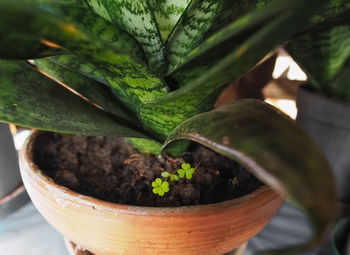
[
  {"left": 0, "top": 0, "right": 168, "bottom": 113},
  {"left": 0, "top": 60, "right": 147, "bottom": 138},
  {"left": 86, "top": 0, "right": 166, "bottom": 74},
  {"left": 44, "top": 55, "right": 168, "bottom": 113},
  {"left": 139, "top": 0, "right": 327, "bottom": 139},
  {"left": 37, "top": 1, "right": 145, "bottom": 61},
  {"left": 34, "top": 58, "right": 138, "bottom": 124},
  {"left": 148, "top": 0, "right": 191, "bottom": 42},
  {"left": 164, "top": 100, "right": 338, "bottom": 254},
  {"left": 286, "top": 24, "right": 350, "bottom": 98}
]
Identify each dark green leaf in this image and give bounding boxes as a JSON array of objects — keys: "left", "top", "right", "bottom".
[
  {"left": 139, "top": 0, "right": 327, "bottom": 139},
  {"left": 148, "top": 0, "right": 191, "bottom": 42},
  {"left": 0, "top": 0, "right": 168, "bottom": 113},
  {"left": 86, "top": 0, "right": 166, "bottom": 74},
  {"left": 309, "top": 0, "right": 350, "bottom": 26},
  {"left": 286, "top": 24, "right": 350, "bottom": 98},
  {"left": 45, "top": 55, "right": 168, "bottom": 113},
  {"left": 34, "top": 58, "right": 138, "bottom": 123},
  {"left": 165, "top": 0, "right": 226, "bottom": 71},
  {"left": 37, "top": 1, "right": 145, "bottom": 61},
  {"left": 204, "top": 0, "right": 273, "bottom": 38},
  {"left": 0, "top": 60, "right": 148, "bottom": 138},
  {"left": 127, "top": 137, "right": 162, "bottom": 154},
  {"left": 0, "top": 36, "right": 62, "bottom": 60},
  {"left": 164, "top": 100, "right": 337, "bottom": 254}
]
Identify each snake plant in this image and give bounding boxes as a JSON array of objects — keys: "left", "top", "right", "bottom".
[{"left": 0, "top": 0, "right": 346, "bottom": 253}]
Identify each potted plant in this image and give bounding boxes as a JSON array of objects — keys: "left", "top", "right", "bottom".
[{"left": 0, "top": 0, "right": 339, "bottom": 254}]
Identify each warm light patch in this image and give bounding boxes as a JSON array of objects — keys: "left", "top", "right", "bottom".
[
  {"left": 61, "top": 23, "right": 78, "bottom": 35},
  {"left": 273, "top": 56, "right": 307, "bottom": 81},
  {"left": 41, "top": 39, "right": 62, "bottom": 49},
  {"left": 265, "top": 98, "right": 298, "bottom": 119}
]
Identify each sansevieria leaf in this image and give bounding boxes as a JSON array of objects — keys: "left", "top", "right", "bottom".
[
  {"left": 286, "top": 24, "right": 350, "bottom": 97},
  {"left": 86, "top": 0, "right": 166, "bottom": 74},
  {"left": 0, "top": 0, "right": 169, "bottom": 113},
  {"left": 37, "top": 2, "right": 145, "bottom": 61},
  {"left": 43, "top": 54, "right": 169, "bottom": 113},
  {"left": 34, "top": 58, "right": 138, "bottom": 124},
  {"left": 164, "top": 100, "right": 338, "bottom": 254},
  {"left": 139, "top": 0, "right": 327, "bottom": 139},
  {"left": 148, "top": 0, "right": 191, "bottom": 42},
  {"left": 166, "top": 0, "right": 226, "bottom": 71},
  {"left": 0, "top": 60, "right": 147, "bottom": 138}
]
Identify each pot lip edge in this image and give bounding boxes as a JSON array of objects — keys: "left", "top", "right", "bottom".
[{"left": 20, "top": 130, "right": 282, "bottom": 215}]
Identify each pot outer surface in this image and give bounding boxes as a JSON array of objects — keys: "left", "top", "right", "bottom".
[{"left": 19, "top": 131, "right": 284, "bottom": 255}]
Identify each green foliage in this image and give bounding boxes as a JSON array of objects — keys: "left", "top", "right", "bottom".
[
  {"left": 152, "top": 163, "right": 195, "bottom": 197},
  {"left": 0, "top": 0, "right": 344, "bottom": 253},
  {"left": 177, "top": 163, "right": 194, "bottom": 179},
  {"left": 152, "top": 178, "right": 169, "bottom": 196}
]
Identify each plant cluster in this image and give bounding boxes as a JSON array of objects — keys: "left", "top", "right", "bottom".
[
  {"left": 0, "top": 0, "right": 348, "bottom": 252},
  {"left": 152, "top": 163, "right": 195, "bottom": 196}
]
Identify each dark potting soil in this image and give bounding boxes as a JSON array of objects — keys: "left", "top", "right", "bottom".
[{"left": 33, "top": 132, "right": 262, "bottom": 207}]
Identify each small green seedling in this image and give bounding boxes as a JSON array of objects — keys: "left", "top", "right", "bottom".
[
  {"left": 152, "top": 163, "right": 196, "bottom": 196},
  {"left": 152, "top": 178, "right": 169, "bottom": 196},
  {"left": 229, "top": 177, "right": 239, "bottom": 187},
  {"left": 177, "top": 163, "right": 195, "bottom": 179}
]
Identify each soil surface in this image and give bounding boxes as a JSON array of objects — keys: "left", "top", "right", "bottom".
[{"left": 33, "top": 132, "right": 262, "bottom": 207}]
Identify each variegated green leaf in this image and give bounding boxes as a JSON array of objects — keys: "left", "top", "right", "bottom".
[
  {"left": 148, "top": 0, "right": 191, "bottom": 42},
  {"left": 286, "top": 24, "right": 350, "bottom": 97},
  {"left": 45, "top": 55, "right": 168, "bottom": 113},
  {"left": 34, "top": 58, "right": 138, "bottom": 123},
  {"left": 171, "top": 1, "right": 284, "bottom": 74},
  {"left": 86, "top": 0, "right": 166, "bottom": 74},
  {"left": 327, "top": 59, "right": 350, "bottom": 101},
  {"left": 204, "top": 0, "right": 272, "bottom": 39},
  {"left": 0, "top": 0, "right": 168, "bottom": 113},
  {"left": 164, "top": 100, "right": 337, "bottom": 254},
  {"left": 310, "top": 0, "right": 350, "bottom": 25},
  {"left": 166, "top": 0, "right": 226, "bottom": 71},
  {"left": 0, "top": 60, "right": 147, "bottom": 138},
  {"left": 37, "top": 2, "right": 145, "bottom": 61},
  {"left": 139, "top": 0, "right": 327, "bottom": 139}
]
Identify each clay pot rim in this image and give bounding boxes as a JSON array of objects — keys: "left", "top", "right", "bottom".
[{"left": 22, "top": 129, "right": 278, "bottom": 216}]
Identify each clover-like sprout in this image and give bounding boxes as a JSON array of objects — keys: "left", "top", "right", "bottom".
[
  {"left": 230, "top": 177, "right": 239, "bottom": 187},
  {"left": 152, "top": 178, "right": 169, "bottom": 196},
  {"left": 152, "top": 163, "right": 196, "bottom": 196},
  {"left": 177, "top": 163, "right": 195, "bottom": 179}
]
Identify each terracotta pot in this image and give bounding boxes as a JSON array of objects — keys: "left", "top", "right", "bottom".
[{"left": 19, "top": 130, "right": 284, "bottom": 255}]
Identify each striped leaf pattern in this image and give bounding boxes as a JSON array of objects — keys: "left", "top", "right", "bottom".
[
  {"left": 34, "top": 58, "right": 138, "bottom": 123},
  {"left": 166, "top": 0, "right": 226, "bottom": 72},
  {"left": 0, "top": 60, "right": 147, "bottom": 138},
  {"left": 38, "top": 2, "right": 145, "bottom": 61},
  {"left": 86, "top": 0, "right": 166, "bottom": 74},
  {"left": 287, "top": 24, "right": 350, "bottom": 97},
  {"left": 148, "top": 0, "right": 191, "bottom": 42},
  {"left": 140, "top": 0, "right": 324, "bottom": 139},
  {"left": 42, "top": 55, "right": 168, "bottom": 113},
  {"left": 0, "top": 0, "right": 168, "bottom": 113}
]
